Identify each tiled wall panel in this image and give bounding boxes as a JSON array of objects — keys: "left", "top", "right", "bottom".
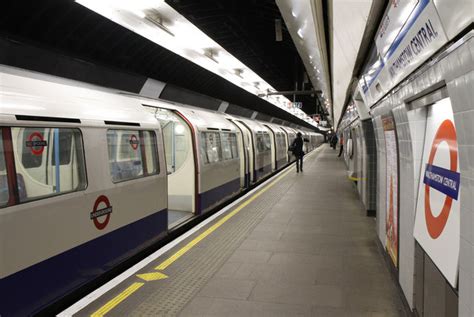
[{"left": 344, "top": 32, "right": 473, "bottom": 313}]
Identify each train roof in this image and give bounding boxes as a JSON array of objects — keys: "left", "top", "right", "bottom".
[
  {"left": 142, "top": 101, "right": 238, "bottom": 132},
  {"left": 0, "top": 65, "right": 160, "bottom": 128},
  {"left": 261, "top": 122, "right": 285, "bottom": 134}
]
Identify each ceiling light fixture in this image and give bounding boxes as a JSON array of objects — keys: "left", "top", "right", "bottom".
[
  {"left": 75, "top": 0, "right": 319, "bottom": 127},
  {"left": 203, "top": 48, "right": 219, "bottom": 64},
  {"left": 234, "top": 68, "right": 244, "bottom": 79},
  {"left": 145, "top": 10, "right": 175, "bottom": 37}
]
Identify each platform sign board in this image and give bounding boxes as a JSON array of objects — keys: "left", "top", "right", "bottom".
[
  {"left": 414, "top": 98, "right": 460, "bottom": 287},
  {"left": 375, "top": 0, "right": 419, "bottom": 58},
  {"left": 359, "top": 0, "right": 448, "bottom": 108},
  {"left": 382, "top": 114, "right": 399, "bottom": 267}
]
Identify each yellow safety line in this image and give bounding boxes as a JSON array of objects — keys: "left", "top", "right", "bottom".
[
  {"left": 155, "top": 166, "right": 293, "bottom": 270},
  {"left": 90, "top": 282, "right": 144, "bottom": 317},
  {"left": 348, "top": 176, "right": 365, "bottom": 181},
  {"left": 90, "top": 150, "right": 314, "bottom": 316}
]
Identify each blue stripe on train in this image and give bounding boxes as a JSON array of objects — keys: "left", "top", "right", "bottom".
[
  {"left": 199, "top": 178, "right": 241, "bottom": 213},
  {"left": 0, "top": 209, "right": 168, "bottom": 317}
]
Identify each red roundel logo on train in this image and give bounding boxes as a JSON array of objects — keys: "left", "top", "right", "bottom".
[
  {"left": 130, "top": 134, "right": 139, "bottom": 150},
  {"left": 423, "top": 119, "right": 460, "bottom": 239},
  {"left": 26, "top": 132, "right": 47, "bottom": 156},
  {"left": 90, "top": 195, "right": 113, "bottom": 230}
]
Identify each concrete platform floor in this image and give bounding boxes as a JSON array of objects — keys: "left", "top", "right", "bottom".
[
  {"left": 180, "top": 146, "right": 407, "bottom": 317},
  {"left": 77, "top": 145, "right": 409, "bottom": 316}
]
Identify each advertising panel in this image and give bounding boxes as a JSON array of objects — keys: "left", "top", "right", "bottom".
[
  {"left": 414, "top": 98, "right": 460, "bottom": 287},
  {"left": 383, "top": 114, "right": 399, "bottom": 267}
]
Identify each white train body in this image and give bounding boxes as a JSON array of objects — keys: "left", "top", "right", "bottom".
[{"left": 0, "top": 66, "right": 168, "bottom": 316}]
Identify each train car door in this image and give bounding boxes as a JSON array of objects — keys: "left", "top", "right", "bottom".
[
  {"left": 236, "top": 120, "right": 255, "bottom": 183},
  {"left": 263, "top": 125, "right": 277, "bottom": 171},
  {"left": 148, "top": 107, "right": 196, "bottom": 228},
  {"left": 229, "top": 119, "right": 250, "bottom": 188}
]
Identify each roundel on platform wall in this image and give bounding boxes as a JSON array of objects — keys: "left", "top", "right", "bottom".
[{"left": 413, "top": 98, "right": 460, "bottom": 288}]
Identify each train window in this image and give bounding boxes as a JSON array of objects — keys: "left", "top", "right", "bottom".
[
  {"left": 229, "top": 133, "right": 239, "bottom": 159},
  {"left": 256, "top": 132, "right": 271, "bottom": 153},
  {"left": 263, "top": 133, "right": 271, "bottom": 151},
  {"left": 142, "top": 131, "right": 159, "bottom": 175},
  {"left": 107, "top": 129, "right": 159, "bottom": 183},
  {"left": 154, "top": 109, "right": 190, "bottom": 174},
  {"left": 21, "top": 128, "right": 45, "bottom": 168},
  {"left": 52, "top": 129, "right": 74, "bottom": 166},
  {"left": 256, "top": 133, "right": 264, "bottom": 152},
  {"left": 11, "top": 127, "right": 87, "bottom": 203},
  {"left": 199, "top": 134, "right": 209, "bottom": 164},
  {"left": 221, "top": 133, "right": 232, "bottom": 160},
  {"left": 0, "top": 130, "right": 8, "bottom": 206},
  {"left": 221, "top": 133, "right": 239, "bottom": 160},
  {"left": 200, "top": 132, "right": 222, "bottom": 164},
  {"left": 276, "top": 133, "right": 286, "bottom": 150}
]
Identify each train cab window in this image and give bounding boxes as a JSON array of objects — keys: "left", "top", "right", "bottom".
[
  {"left": 200, "top": 132, "right": 222, "bottom": 164},
  {"left": 107, "top": 129, "right": 159, "bottom": 183},
  {"left": 0, "top": 130, "right": 8, "bottom": 206},
  {"left": 11, "top": 127, "right": 87, "bottom": 203}
]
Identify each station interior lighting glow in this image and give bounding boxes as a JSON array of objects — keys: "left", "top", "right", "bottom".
[{"left": 76, "top": 0, "right": 320, "bottom": 127}]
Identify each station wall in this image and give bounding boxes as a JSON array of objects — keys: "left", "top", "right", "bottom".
[{"left": 342, "top": 32, "right": 473, "bottom": 315}]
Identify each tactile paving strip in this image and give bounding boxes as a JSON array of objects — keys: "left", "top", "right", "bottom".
[
  {"left": 130, "top": 178, "right": 294, "bottom": 315},
  {"left": 111, "top": 151, "right": 323, "bottom": 316}
]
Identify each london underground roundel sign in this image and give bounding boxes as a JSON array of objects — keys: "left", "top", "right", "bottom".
[
  {"left": 423, "top": 119, "right": 460, "bottom": 239},
  {"left": 26, "top": 132, "right": 47, "bottom": 156},
  {"left": 413, "top": 98, "right": 460, "bottom": 288},
  {"left": 130, "top": 134, "right": 139, "bottom": 150},
  {"left": 90, "top": 195, "right": 113, "bottom": 230}
]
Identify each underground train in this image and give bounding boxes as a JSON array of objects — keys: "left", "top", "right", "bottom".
[{"left": 0, "top": 65, "right": 324, "bottom": 316}]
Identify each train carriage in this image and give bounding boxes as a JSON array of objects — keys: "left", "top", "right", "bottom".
[{"left": 0, "top": 66, "right": 168, "bottom": 316}]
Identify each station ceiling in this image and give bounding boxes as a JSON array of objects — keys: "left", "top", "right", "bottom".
[{"left": 0, "top": 0, "right": 326, "bottom": 127}]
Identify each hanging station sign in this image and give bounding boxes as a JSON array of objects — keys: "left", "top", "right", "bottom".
[
  {"left": 359, "top": 0, "right": 449, "bottom": 108},
  {"left": 382, "top": 114, "right": 399, "bottom": 267},
  {"left": 414, "top": 98, "right": 460, "bottom": 287}
]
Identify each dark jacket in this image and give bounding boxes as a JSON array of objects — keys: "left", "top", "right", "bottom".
[{"left": 292, "top": 136, "right": 304, "bottom": 156}]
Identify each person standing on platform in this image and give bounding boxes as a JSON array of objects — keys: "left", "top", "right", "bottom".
[
  {"left": 291, "top": 132, "right": 304, "bottom": 173},
  {"left": 338, "top": 134, "right": 344, "bottom": 157},
  {"left": 330, "top": 133, "right": 338, "bottom": 149}
]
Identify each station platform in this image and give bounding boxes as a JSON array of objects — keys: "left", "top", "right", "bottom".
[{"left": 67, "top": 145, "right": 408, "bottom": 316}]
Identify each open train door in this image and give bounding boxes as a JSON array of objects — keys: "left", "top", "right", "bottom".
[{"left": 145, "top": 106, "right": 197, "bottom": 228}]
